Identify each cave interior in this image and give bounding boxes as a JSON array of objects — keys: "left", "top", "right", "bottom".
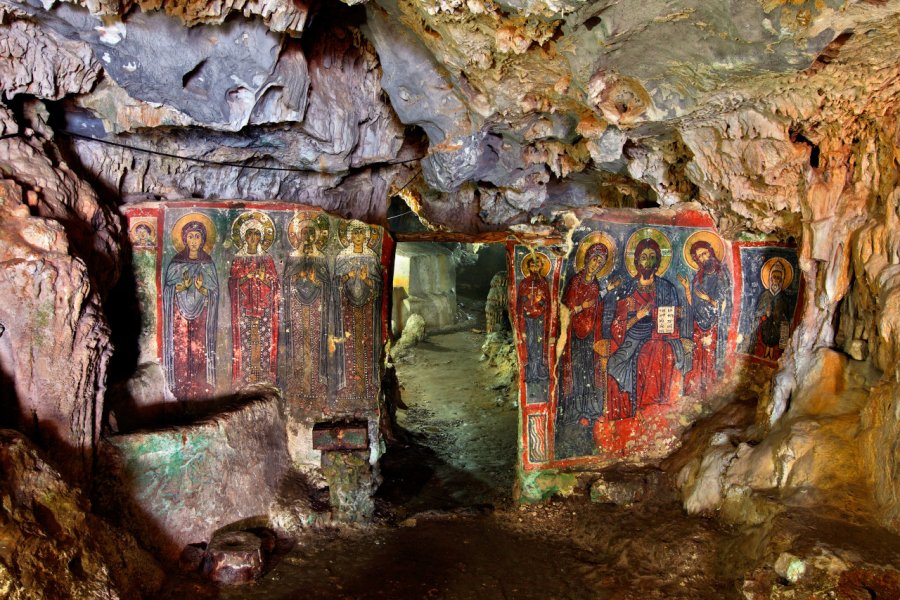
[{"left": 0, "top": 0, "right": 899, "bottom": 597}]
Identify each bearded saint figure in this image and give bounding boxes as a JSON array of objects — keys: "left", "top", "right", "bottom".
[
  {"left": 606, "top": 237, "right": 694, "bottom": 419},
  {"left": 752, "top": 261, "right": 792, "bottom": 360},
  {"left": 678, "top": 240, "right": 732, "bottom": 395}
]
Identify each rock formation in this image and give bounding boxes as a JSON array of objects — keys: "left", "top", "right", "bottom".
[{"left": 0, "top": 0, "right": 898, "bottom": 593}]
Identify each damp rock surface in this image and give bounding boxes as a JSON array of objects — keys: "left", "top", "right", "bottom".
[
  {"left": 97, "top": 391, "right": 291, "bottom": 562},
  {"left": 0, "top": 429, "right": 164, "bottom": 599},
  {"left": 386, "top": 328, "right": 518, "bottom": 514}
]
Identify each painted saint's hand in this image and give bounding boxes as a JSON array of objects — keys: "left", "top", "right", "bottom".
[
  {"left": 682, "top": 339, "right": 695, "bottom": 353},
  {"left": 636, "top": 305, "right": 651, "bottom": 320},
  {"left": 677, "top": 274, "right": 689, "bottom": 289},
  {"left": 607, "top": 276, "right": 623, "bottom": 291},
  {"left": 195, "top": 273, "right": 204, "bottom": 290}
]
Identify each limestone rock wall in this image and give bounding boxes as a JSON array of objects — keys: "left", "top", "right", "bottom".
[
  {"left": 667, "top": 24, "right": 900, "bottom": 531},
  {"left": 0, "top": 15, "right": 121, "bottom": 483},
  {"left": 0, "top": 429, "right": 164, "bottom": 599},
  {"left": 13, "top": 0, "right": 414, "bottom": 224},
  {"left": 0, "top": 0, "right": 898, "bottom": 553},
  {"left": 98, "top": 392, "right": 291, "bottom": 561}
]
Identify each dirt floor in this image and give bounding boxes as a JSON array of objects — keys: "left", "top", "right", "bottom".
[
  {"left": 165, "top": 326, "right": 900, "bottom": 599},
  {"left": 382, "top": 327, "right": 519, "bottom": 514}
]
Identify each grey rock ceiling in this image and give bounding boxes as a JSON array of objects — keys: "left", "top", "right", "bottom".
[{"left": 3, "top": 0, "right": 898, "bottom": 232}]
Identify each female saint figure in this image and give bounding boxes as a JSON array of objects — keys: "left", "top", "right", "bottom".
[
  {"left": 331, "top": 220, "right": 383, "bottom": 407},
  {"left": 283, "top": 213, "right": 331, "bottom": 405},
  {"left": 557, "top": 236, "right": 619, "bottom": 426},
  {"left": 228, "top": 212, "right": 279, "bottom": 387},
  {"left": 163, "top": 216, "right": 219, "bottom": 400}
]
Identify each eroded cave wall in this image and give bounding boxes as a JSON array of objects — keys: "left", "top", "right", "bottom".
[{"left": 118, "top": 202, "right": 392, "bottom": 470}]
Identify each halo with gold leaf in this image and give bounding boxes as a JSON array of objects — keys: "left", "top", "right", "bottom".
[
  {"left": 624, "top": 227, "right": 672, "bottom": 277},
  {"left": 128, "top": 217, "right": 156, "bottom": 247},
  {"left": 682, "top": 230, "right": 725, "bottom": 271},
  {"left": 760, "top": 257, "right": 793, "bottom": 290},
  {"left": 520, "top": 250, "right": 551, "bottom": 278},
  {"left": 171, "top": 212, "right": 217, "bottom": 254},
  {"left": 287, "top": 211, "right": 330, "bottom": 251},
  {"left": 231, "top": 211, "right": 276, "bottom": 253},
  {"left": 574, "top": 231, "right": 616, "bottom": 277},
  {"left": 338, "top": 219, "right": 381, "bottom": 252}
]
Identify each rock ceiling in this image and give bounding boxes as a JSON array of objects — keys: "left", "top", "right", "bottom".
[{"left": 2, "top": 0, "right": 898, "bottom": 233}]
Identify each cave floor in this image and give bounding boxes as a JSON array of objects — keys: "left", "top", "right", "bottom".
[
  {"left": 214, "top": 499, "right": 739, "bottom": 600},
  {"left": 164, "top": 329, "right": 900, "bottom": 599},
  {"left": 382, "top": 328, "right": 519, "bottom": 514}
]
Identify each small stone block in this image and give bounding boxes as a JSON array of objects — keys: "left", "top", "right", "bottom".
[
  {"left": 312, "top": 421, "right": 368, "bottom": 451},
  {"left": 203, "top": 531, "right": 264, "bottom": 585},
  {"left": 179, "top": 542, "right": 207, "bottom": 573},
  {"left": 774, "top": 552, "right": 806, "bottom": 584}
]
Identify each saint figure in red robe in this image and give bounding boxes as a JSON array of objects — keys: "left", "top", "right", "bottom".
[
  {"left": 228, "top": 213, "right": 279, "bottom": 387},
  {"left": 606, "top": 237, "right": 694, "bottom": 419}
]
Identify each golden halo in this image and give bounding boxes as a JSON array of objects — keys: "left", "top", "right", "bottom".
[
  {"left": 574, "top": 231, "right": 616, "bottom": 277},
  {"left": 231, "top": 211, "right": 276, "bottom": 252},
  {"left": 521, "top": 251, "right": 551, "bottom": 278},
  {"left": 171, "top": 212, "right": 217, "bottom": 254},
  {"left": 287, "top": 212, "right": 330, "bottom": 251},
  {"left": 128, "top": 218, "right": 156, "bottom": 244},
  {"left": 682, "top": 230, "right": 725, "bottom": 271},
  {"left": 339, "top": 219, "right": 381, "bottom": 252},
  {"left": 760, "top": 257, "right": 793, "bottom": 290},
  {"left": 624, "top": 227, "right": 672, "bottom": 277}
]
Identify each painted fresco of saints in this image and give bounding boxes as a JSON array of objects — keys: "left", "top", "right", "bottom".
[
  {"left": 678, "top": 233, "right": 732, "bottom": 395},
  {"left": 283, "top": 212, "right": 331, "bottom": 402},
  {"left": 163, "top": 214, "right": 219, "bottom": 400},
  {"left": 750, "top": 257, "right": 794, "bottom": 361},
  {"left": 606, "top": 229, "right": 693, "bottom": 419},
  {"left": 129, "top": 220, "right": 156, "bottom": 250},
  {"left": 557, "top": 233, "right": 620, "bottom": 426},
  {"left": 516, "top": 252, "right": 552, "bottom": 389},
  {"left": 228, "top": 211, "right": 279, "bottom": 387},
  {"left": 331, "top": 220, "right": 383, "bottom": 405}
]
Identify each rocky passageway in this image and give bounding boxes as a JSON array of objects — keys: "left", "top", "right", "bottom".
[{"left": 380, "top": 327, "right": 519, "bottom": 515}]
